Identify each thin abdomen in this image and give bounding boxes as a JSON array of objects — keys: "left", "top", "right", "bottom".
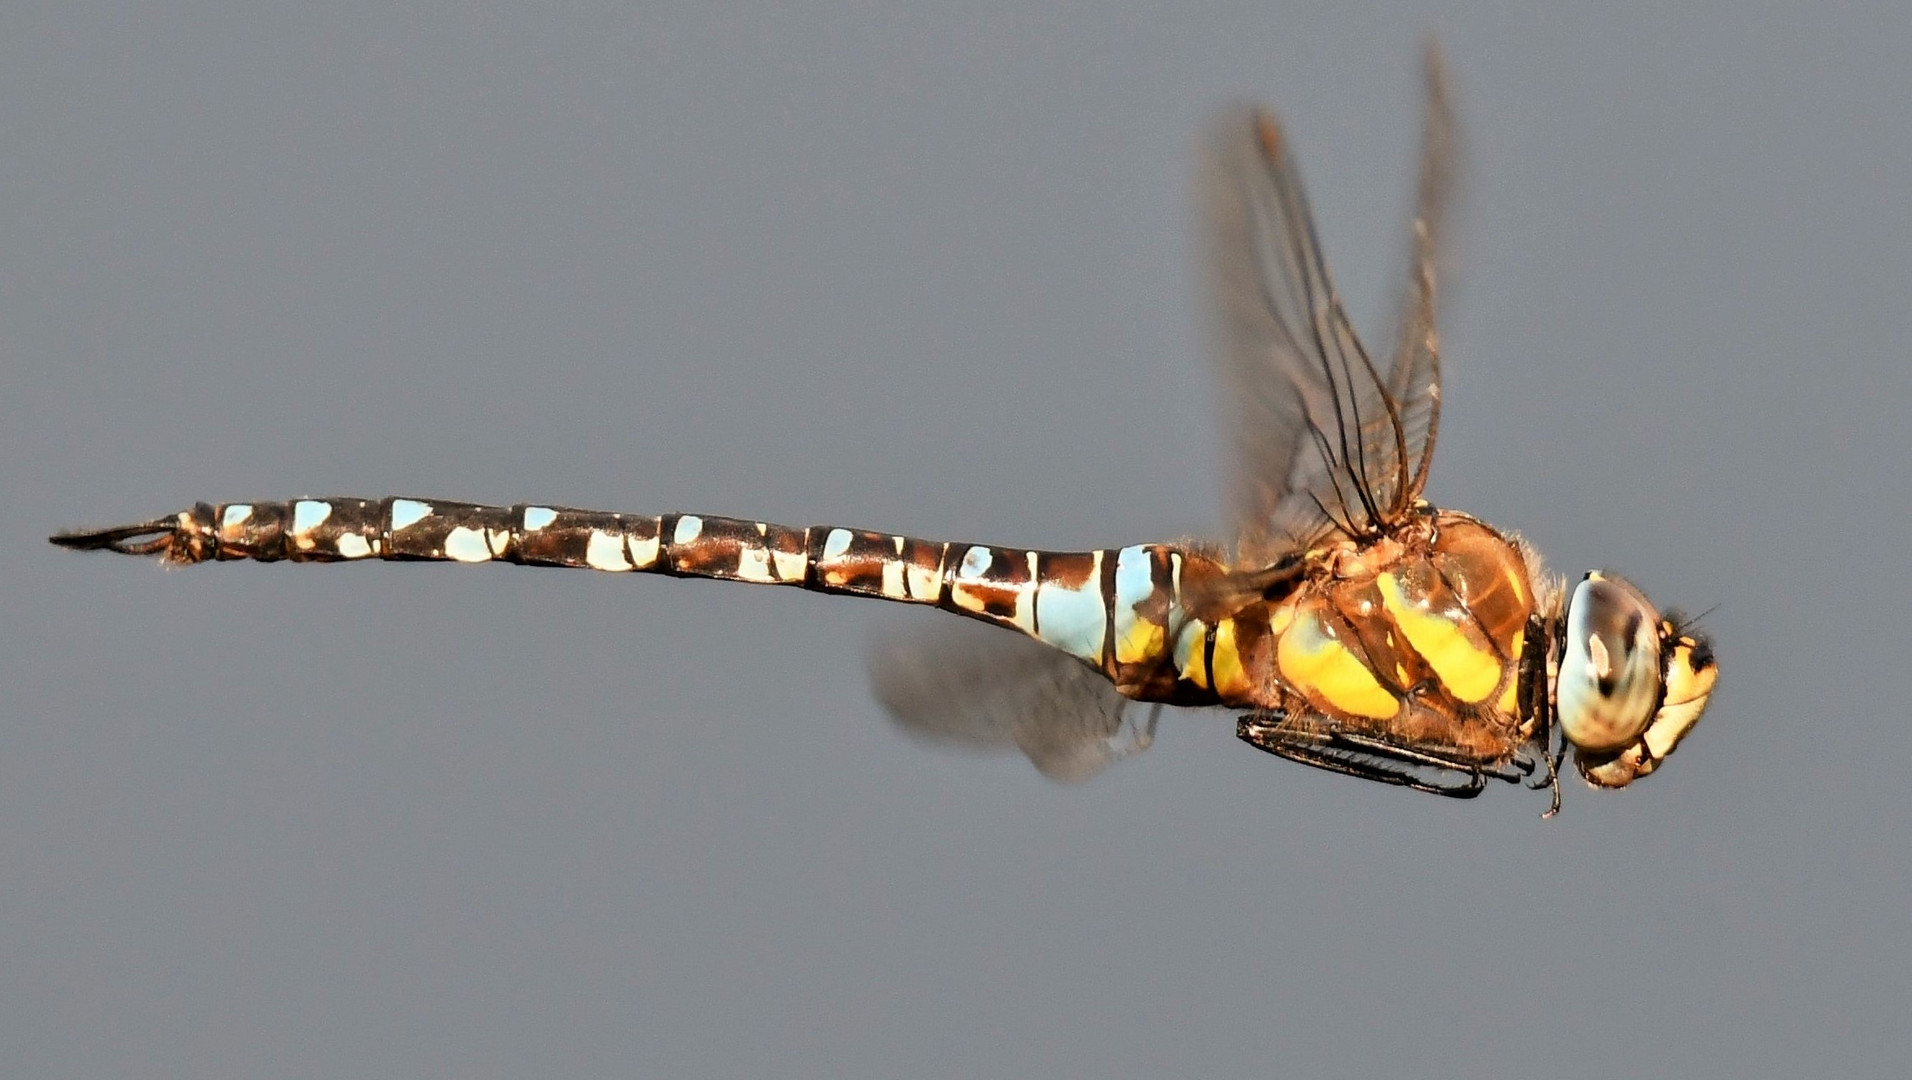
[{"left": 64, "top": 496, "right": 1206, "bottom": 700}]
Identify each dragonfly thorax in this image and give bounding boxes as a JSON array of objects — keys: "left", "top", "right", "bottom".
[{"left": 1172, "top": 511, "right": 1540, "bottom": 767}]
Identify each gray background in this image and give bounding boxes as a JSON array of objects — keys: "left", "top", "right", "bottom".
[{"left": 5, "top": 2, "right": 1907, "bottom": 1077}]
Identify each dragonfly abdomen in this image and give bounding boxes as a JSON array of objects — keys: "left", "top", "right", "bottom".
[{"left": 52, "top": 496, "right": 1208, "bottom": 697}]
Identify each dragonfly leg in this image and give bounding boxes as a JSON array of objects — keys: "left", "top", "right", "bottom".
[
  {"left": 1236, "top": 714, "right": 1512, "bottom": 799},
  {"left": 1331, "top": 731, "right": 1527, "bottom": 786},
  {"left": 1515, "top": 745, "right": 1564, "bottom": 818}
]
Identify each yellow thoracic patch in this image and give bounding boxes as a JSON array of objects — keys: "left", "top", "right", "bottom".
[
  {"left": 1211, "top": 618, "right": 1252, "bottom": 701},
  {"left": 1376, "top": 571, "right": 1502, "bottom": 704},
  {"left": 1276, "top": 599, "right": 1400, "bottom": 720},
  {"left": 1496, "top": 618, "right": 1526, "bottom": 714},
  {"left": 1497, "top": 672, "right": 1520, "bottom": 715}
]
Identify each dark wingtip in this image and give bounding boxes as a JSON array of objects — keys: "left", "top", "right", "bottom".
[{"left": 49, "top": 518, "right": 180, "bottom": 556}]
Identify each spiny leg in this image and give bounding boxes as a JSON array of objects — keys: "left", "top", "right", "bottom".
[
  {"left": 1254, "top": 735, "right": 1484, "bottom": 797},
  {"left": 1329, "top": 731, "right": 1528, "bottom": 786},
  {"left": 1235, "top": 713, "right": 1500, "bottom": 799}
]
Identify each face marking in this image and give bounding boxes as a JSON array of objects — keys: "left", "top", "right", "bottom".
[
  {"left": 674, "top": 515, "right": 703, "bottom": 545},
  {"left": 822, "top": 529, "right": 852, "bottom": 561},
  {"left": 391, "top": 499, "right": 432, "bottom": 531},
  {"left": 585, "top": 529, "right": 633, "bottom": 572},
  {"left": 443, "top": 526, "right": 493, "bottom": 564},
  {"left": 959, "top": 546, "right": 993, "bottom": 579},
  {"left": 522, "top": 506, "right": 558, "bottom": 531},
  {"left": 334, "top": 533, "right": 373, "bottom": 560},
  {"left": 1644, "top": 635, "right": 1717, "bottom": 759}
]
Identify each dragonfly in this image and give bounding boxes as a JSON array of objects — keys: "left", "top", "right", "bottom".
[{"left": 51, "top": 50, "right": 1717, "bottom": 812}]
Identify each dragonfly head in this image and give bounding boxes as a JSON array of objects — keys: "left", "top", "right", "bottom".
[{"left": 1554, "top": 572, "right": 1718, "bottom": 788}]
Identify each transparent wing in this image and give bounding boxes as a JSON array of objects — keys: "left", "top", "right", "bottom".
[
  {"left": 866, "top": 620, "right": 1158, "bottom": 783},
  {"left": 1386, "top": 44, "right": 1455, "bottom": 502},
  {"left": 1203, "top": 48, "right": 1453, "bottom": 566}
]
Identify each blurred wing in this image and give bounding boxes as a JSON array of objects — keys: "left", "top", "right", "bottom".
[
  {"left": 1203, "top": 50, "right": 1454, "bottom": 566},
  {"left": 1386, "top": 44, "right": 1455, "bottom": 502},
  {"left": 867, "top": 621, "right": 1157, "bottom": 783}
]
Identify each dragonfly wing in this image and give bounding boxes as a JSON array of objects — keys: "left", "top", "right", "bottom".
[
  {"left": 1385, "top": 43, "right": 1455, "bottom": 502},
  {"left": 866, "top": 620, "right": 1156, "bottom": 782},
  {"left": 1201, "top": 50, "right": 1453, "bottom": 565}
]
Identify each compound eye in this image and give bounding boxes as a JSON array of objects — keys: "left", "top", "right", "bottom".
[{"left": 1557, "top": 573, "right": 1663, "bottom": 752}]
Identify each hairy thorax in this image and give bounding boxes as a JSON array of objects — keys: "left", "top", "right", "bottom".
[{"left": 1170, "top": 511, "right": 1539, "bottom": 763}]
